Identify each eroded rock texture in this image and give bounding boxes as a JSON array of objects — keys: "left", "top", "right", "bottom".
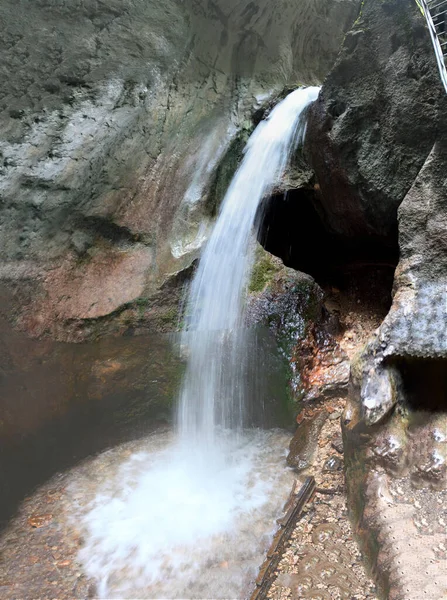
[
  {"left": 306, "top": 0, "right": 446, "bottom": 243},
  {"left": 298, "top": 1, "right": 447, "bottom": 597},
  {"left": 261, "top": 0, "right": 447, "bottom": 284},
  {"left": 343, "top": 138, "right": 447, "bottom": 598},
  {"left": 0, "top": 0, "right": 360, "bottom": 340}
]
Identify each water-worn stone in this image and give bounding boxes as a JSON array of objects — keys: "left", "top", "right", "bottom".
[
  {"left": 287, "top": 410, "right": 328, "bottom": 471},
  {"left": 247, "top": 249, "right": 353, "bottom": 406},
  {"left": 331, "top": 435, "right": 344, "bottom": 455},
  {"left": 247, "top": 255, "right": 327, "bottom": 401},
  {"left": 322, "top": 455, "right": 343, "bottom": 473},
  {"left": 302, "top": 356, "right": 350, "bottom": 403}
]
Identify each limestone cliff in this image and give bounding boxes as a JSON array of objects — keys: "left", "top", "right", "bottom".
[
  {"left": 0, "top": 0, "right": 359, "bottom": 340},
  {"left": 289, "top": 1, "right": 447, "bottom": 596}
]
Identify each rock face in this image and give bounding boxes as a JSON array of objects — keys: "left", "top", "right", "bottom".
[
  {"left": 342, "top": 136, "right": 447, "bottom": 600},
  {"left": 260, "top": 0, "right": 447, "bottom": 283},
  {"left": 0, "top": 0, "right": 360, "bottom": 340},
  {"left": 0, "top": 286, "right": 185, "bottom": 526},
  {"left": 343, "top": 397, "right": 447, "bottom": 599},
  {"left": 247, "top": 249, "right": 351, "bottom": 407},
  {"left": 321, "top": 0, "right": 447, "bottom": 426},
  {"left": 298, "top": 1, "right": 447, "bottom": 597},
  {"left": 306, "top": 0, "right": 446, "bottom": 243}
]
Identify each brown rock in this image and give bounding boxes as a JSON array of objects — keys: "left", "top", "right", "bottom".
[
  {"left": 27, "top": 514, "right": 53, "bottom": 528},
  {"left": 287, "top": 410, "right": 328, "bottom": 471}
]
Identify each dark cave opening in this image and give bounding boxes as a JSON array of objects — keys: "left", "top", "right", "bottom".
[
  {"left": 394, "top": 357, "right": 447, "bottom": 413},
  {"left": 257, "top": 187, "right": 447, "bottom": 416},
  {"left": 256, "top": 187, "right": 399, "bottom": 292}
]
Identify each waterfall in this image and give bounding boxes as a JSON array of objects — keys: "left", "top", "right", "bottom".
[
  {"left": 76, "top": 87, "right": 321, "bottom": 599},
  {"left": 178, "top": 86, "right": 321, "bottom": 446}
]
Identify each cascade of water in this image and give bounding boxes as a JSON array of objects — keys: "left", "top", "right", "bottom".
[
  {"left": 177, "top": 86, "right": 321, "bottom": 446},
  {"left": 75, "top": 87, "right": 321, "bottom": 599}
]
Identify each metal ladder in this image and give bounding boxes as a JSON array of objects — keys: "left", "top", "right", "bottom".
[{"left": 419, "top": 0, "right": 447, "bottom": 93}]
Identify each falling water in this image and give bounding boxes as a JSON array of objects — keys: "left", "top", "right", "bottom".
[
  {"left": 178, "top": 86, "right": 321, "bottom": 446},
  {"left": 74, "top": 87, "right": 320, "bottom": 599}
]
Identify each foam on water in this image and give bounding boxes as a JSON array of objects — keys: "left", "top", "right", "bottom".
[{"left": 71, "top": 429, "right": 294, "bottom": 599}]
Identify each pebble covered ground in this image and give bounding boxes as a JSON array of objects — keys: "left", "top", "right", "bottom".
[
  {"left": 267, "top": 399, "right": 379, "bottom": 600},
  {"left": 0, "top": 472, "right": 94, "bottom": 600}
]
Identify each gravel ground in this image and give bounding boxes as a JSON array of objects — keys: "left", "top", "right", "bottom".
[
  {"left": 267, "top": 399, "right": 379, "bottom": 600},
  {"left": 0, "top": 473, "right": 94, "bottom": 600}
]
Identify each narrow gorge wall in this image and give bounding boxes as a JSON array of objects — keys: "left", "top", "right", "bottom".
[
  {"left": 273, "top": 1, "right": 447, "bottom": 596},
  {"left": 0, "top": 0, "right": 360, "bottom": 340}
]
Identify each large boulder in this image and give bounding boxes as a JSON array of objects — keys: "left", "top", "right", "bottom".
[
  {"left": 306, "top": 0, "right": 447, "bottom": 243},
  {"left": 257, "top": 0, "right": 447, "bottom": 282}
]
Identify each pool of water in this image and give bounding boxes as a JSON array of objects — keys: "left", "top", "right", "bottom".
[{"left": 66, "top": 428, "right": 295, "bottom": 599}]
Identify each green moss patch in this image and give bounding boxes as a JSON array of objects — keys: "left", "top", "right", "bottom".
[{"left": 249, "top": 249, "right": 282, "bottom": 293}]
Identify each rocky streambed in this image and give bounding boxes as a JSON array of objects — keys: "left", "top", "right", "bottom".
[
  {"left": 0, "top": 262, "right": 445, "bottom": 600},
  {"left": 0, "top": 265, "right": 439, "bottom": 600},
  {"left": 1, "top": 0, "right": 447, "bottom": 598}
]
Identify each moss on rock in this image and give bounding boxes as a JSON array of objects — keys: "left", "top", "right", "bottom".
[{"left": 249, "top": 247, "right": 283, "bottom": 293}]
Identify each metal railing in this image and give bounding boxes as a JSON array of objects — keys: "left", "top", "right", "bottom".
[{"left": 418, "top": 0, "right": 447, "bottom": 93}]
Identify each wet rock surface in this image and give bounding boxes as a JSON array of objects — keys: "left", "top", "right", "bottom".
[
  {"left": 260, "top": 262, "right": 446, "bottom": 599},
  {"left": 246, "top": 254, "right": 324, "bottom": 402},
  {"left": 0, "top": 0, "right": 360, "bottom": 341},
  {"left": 269, "top": 399, "right": 379, "bottom": 600},
  {"left": 254, "top": 270, "right": 391, "bottom": 600},
  {"left": 247, "top": 251, "right": 354, "bottom": 406},
  {"left": 287, "top": 409, "right": 328, "bottom": 471}
]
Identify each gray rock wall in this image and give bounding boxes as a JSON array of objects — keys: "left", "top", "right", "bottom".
[
  {"left": 304, "top": 1, "right": 447, "bottom": 595},
  {"left": 0, "top": 0, "right": 360, "bottom": 339},
  {"left": 306, "top": 0, "right": 446, "bottom": 241}
]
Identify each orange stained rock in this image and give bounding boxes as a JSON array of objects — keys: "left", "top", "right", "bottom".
[
  {"left": 55, "top": 560, "right": 72, "bottom": 568},
  {"left": 27, "top": 514, "right": 53, "bottom": 528}
]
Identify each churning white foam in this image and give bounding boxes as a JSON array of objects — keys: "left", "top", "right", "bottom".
[{"left": 71, "top": 429, "right": 294, "bottom": 599}]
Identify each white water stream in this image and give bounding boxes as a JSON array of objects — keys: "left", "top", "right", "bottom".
[
  {"left": 178, "top": 86, "right": 320, "bottom": 447},
  {"left": 74, "top": 87, "right": 320, "bottom": 599}
]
